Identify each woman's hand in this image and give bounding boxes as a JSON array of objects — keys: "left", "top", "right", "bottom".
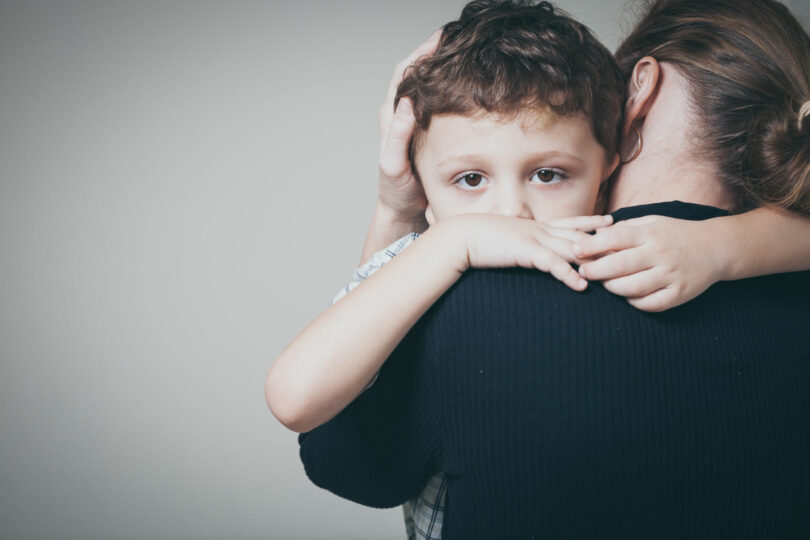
[
  {"left": 358, "top": 32, "right": 441, "bottom": 265},
  {"left": 574, "top": 215, "right": 728, "bottom": 312},
  {"left": 376, "top": 31, "right": 441, "bottom": 225},
  {"left": 437, "top": 214, "right": 614, "bottom": 292}
]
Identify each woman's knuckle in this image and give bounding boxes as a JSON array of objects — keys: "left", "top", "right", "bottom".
[{"left": 379, "top": 159, "right": 400, "bottom": 178}]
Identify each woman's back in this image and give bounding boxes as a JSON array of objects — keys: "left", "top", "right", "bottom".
[{"left": 300, "top": 202, "right": 810, "bottom": 539}]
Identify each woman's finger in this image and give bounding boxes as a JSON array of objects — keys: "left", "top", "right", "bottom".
[
  {"left": 379, "top": 98, "right": 416, "bottom": 179},
  {"left": 546, "top": 214, "right": 613, "bottom": 232},
  {"left": 602, "top": 268, "right": 664, "bottom": 298},
  {"left": 572, "top": 225, "right": 644, "bottom": 258},
  {"left": 578, "top": 247, "right": 652, "bottom": 281},
  {"left": 379, "top": 31, "right": 441, "bottom": 146}
]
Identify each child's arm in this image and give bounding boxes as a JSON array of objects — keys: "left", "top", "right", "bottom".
[
  {"left": 266, "top": 214, "right": 607, "bottom": 433},
  {"left": 574, "top": 206, "right": 810, "bottom": 312}
]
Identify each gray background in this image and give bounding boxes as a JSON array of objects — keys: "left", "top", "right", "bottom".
[{"left": 1, "top": 1, "right": 808, "bottom": 538}]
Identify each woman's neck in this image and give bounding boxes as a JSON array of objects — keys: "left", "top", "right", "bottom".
[
  {"left": 607, "top": 151, "right": 737, "bottom": 213},
  {"left": 607, "top": 77, "right": 735, "bottom": 212}
]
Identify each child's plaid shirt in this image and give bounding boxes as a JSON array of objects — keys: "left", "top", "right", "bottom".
[{"left": 331, "top": 232, "right": 446, "bottom": 540}]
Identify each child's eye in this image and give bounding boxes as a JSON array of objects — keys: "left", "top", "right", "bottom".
[
  {"left": 531, "top": 169, "right": 566, "bottom": 184},
  {"left": 453, "top": 172, "right": 489, "bottom": 190}
]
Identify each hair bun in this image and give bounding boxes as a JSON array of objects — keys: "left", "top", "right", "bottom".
[{"left": 746, "top": 104, "right": 810, "bottom": 214}]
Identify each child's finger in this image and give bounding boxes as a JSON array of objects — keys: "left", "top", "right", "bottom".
[
  {"left": 627, "top": 288, "right": 677, "bottom": 313},
  {"left": 530, "top": 231, "right": 582, "bottom": 261},
  {"left": 535, "top": 250, "right": 588, "bottom": 291},
  {"left": 379, "top": 98, "right": 416, "bottom": 179},
  {"left": 578, "top": 247, "right": 652, "bottom": 280},
  {"left": 602, "top": 269, "right": 664, "bottom": 298},
  {"left": 546, "top": 214, "right": 613, "bottom": 232},
  {"left": 537, "top": 226, "right": 590, "bottom": 245},
  {"left": 572, "top": 225, "right": 642, "bottom": 258},
  {"left": 614, "top": 215, "right": 660, "bottom": 228}
]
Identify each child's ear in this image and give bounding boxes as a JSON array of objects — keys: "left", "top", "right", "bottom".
[
  {"left": 603, "top": 153, "right": 620, "bottom": 182},
  {"left": 425, "top": 205, "right": 436, "bottom": 226},
  {"left": 595, "top": 153, "right": 621, "bottom": 215}
]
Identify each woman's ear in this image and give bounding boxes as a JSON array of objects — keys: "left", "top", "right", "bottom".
[
  {"left": 623, "top": 56, "right": 661, "bottom": 138},
  {"left": 425, "top": 205, "right": 436, "bottom": 226}
]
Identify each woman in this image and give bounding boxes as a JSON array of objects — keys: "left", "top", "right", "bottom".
[{"left": 297, "top": 0, "right": 810, "bottom": 537}]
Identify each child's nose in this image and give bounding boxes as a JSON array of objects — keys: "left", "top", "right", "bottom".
[{"left": 496, "top": 189, "right": 534, "bottom": 219}]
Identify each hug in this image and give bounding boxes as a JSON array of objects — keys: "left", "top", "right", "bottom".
[{"left": 268, "top": 0, "right": 810, "bottom": 538}]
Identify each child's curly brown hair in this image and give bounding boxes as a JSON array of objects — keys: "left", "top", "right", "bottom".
[{"left": 395, "top": 0, "right": 625, "bottom": 177}]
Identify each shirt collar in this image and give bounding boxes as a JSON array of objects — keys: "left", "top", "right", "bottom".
[{"left": 611, "top": 201, "right": 731, "bottom": 223}]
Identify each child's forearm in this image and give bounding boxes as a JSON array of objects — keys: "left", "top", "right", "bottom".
[
  {"left": 268, "top": 213, "right": 587, "bottom": 432},
  {"left": 718, "top": 206, "right": 810, "bottom": 280},
  {"left": 267, "top": 221, "right": 465, "bottom": 433}
]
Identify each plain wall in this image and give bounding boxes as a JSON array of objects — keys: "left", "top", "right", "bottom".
[{"left": 1, "top": 1, "right": 808, "bottom": 538}]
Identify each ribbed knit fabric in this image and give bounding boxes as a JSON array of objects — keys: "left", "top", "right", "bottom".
[{"left": 299, "top": 202, "right": 810, "bottom": 539}]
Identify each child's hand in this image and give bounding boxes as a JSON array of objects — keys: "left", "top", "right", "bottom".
[
  {"left": 574, "top": 216, "right": 727, "bottom": 312},
  {"left": 439, "top": 214, "right": 613, "bottom": 292},
  {"left": 375, "top": 32, "right": 441, "bottom": 227}
]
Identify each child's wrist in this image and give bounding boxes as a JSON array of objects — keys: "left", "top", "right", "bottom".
[
  {"left": 707, "top": 216, "right": 736, "bottom": 282},
  {"left": 424, "top": 218, "right": 473, "bottom": 275}
]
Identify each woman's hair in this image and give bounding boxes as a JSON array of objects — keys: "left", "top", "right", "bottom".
[
  {"left": 395, "top": 0, "right": 625, "bottom": 174},
  {"left": 616, "top": 0, "right": 810, "bottom": 214}
]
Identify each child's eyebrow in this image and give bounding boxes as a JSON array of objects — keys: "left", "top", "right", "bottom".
[
  {"left": 527, "top": 151, "right": 586, "bottom": 165},
  {"left": 436, "top": 154, "right": 482, "bottom": 169},
  {"left": 437, "top": 151, "right": 586, "bottom": 169}
]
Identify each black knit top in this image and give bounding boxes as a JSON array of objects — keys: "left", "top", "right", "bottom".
[{"left": 299, "top": 202, "right": 810, "bottom": 539}]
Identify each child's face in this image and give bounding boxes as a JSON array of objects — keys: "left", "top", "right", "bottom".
[{"left": 414, "top": 109, "right": 618, "bottom": 224}]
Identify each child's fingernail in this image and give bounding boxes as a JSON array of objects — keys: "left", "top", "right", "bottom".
[
  {"left": 579, "top": 266, "right": 587, "bottom": 277},
  {"left": 578, "top": 278, "right": 588, "bottom": 289},
  {"left": 572, "top": 244, "right": 582, "bottom": 256}
]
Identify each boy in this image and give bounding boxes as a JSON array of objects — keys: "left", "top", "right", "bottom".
[{"left": 269, "top": 0, "right": 622, "bottom": 537}]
